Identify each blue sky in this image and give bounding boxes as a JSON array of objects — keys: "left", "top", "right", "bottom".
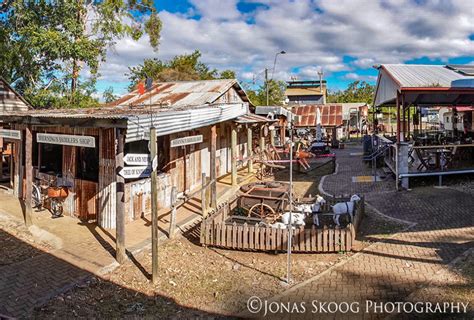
[{"left": 94, "top": 0, "right": 474, "bottom": 98}]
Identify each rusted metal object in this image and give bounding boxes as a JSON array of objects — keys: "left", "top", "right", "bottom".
[
  {"left": 292, "top": 104, "right": 343, "bottom": 127},
  {"left": 238, "top": 182, "right": 290, "bottom": 223}
]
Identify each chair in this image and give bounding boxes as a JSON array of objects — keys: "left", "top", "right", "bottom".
[
  {"left": 444, "top": 146, "right": 458, "bottom": 169},
  {"left": 415, "top": 148, "right": 435, "bottom": 171}
]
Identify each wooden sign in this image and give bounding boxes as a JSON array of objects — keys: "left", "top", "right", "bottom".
[
  {"left": 119, "top": 166, "right": 152, "bottom": 179},
  {"left": 0, "top": 129, "right": 21, "bottom": 140},
  {"left": 124, "top": 153, "right": 150, "bottom": 166},
  {"left": 170, "top": 134, "right": 203, "bottom": 148},
  {"left": 37, "top": 133, "right": 95, "bottom": 148}
]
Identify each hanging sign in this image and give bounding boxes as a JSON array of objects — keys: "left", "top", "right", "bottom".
[
  {"left": 0, "top": 129, "right": 21, "bottom": 140},
  {"left": 170, "top": 134, "right": 203, "bottom": 148},
  {"left": 37, "top": 133, "right": 95, "bottom": 148},
  {"left": 119, "top": 166, "right": 152, "bottom": 179},
  {"left": 124, "top": 153, "right": 150, "bottom": 166}
]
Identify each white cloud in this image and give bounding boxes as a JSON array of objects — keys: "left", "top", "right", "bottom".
[{"left": 96, "top": 0, "right": 474, "bottom": 91}]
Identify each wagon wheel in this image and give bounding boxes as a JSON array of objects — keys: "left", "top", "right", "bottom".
[{"left": 248, "top": 203, "right": 278, "bottom": 222}]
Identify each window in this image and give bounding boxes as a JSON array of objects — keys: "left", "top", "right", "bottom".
[
  {"left": 76, "top": 145, "right": 99, "bottom": 182},
  {"left": 39, "top": 144, "right": 63, "bottom": 174},
  {"left": 125, "top": 140, "right": 148, "bottom": 154},
  {"left": 157, "top": 135, "right": 170, "bottom": 172}
]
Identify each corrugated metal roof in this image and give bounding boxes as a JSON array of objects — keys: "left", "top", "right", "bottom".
[
  {"left": 0, "top": 77, "right": 31, "bottom": 114},
  {"left": 292, "top": 105, "right": 343, "bottom": 127},
  {"left": 255, "top": 106, "right": 294, "bottom": 119},
  {"left": 0, "top": 102, "right": 249, "bottom": 143},
  {"left": 374, "top": 64, "right": 474, "bottom": 106},
  {"left": 108, "top": 79, "right": 251, "bottom": 107},
  {"left": 382, "top": 64, "right": 473, "bottom": 88},
  {"left": 233, "top": 113, "right": 276, "bottom": 124}
]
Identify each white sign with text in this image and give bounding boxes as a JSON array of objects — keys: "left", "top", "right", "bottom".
[
  {"left": 124, "top": 153, "right": 150, "bottom": 166},
  {"left": 37, "top": 133, "right": 95, "bottom": 148},
  {"left": 0, "top": 129, "right": 21, "bottom": 140},
  {"left": 170, "top": 134, "right": 203, "bottom": 148},
  {"left": 119, "top": 166, "right": 152, "bottom": 179}
]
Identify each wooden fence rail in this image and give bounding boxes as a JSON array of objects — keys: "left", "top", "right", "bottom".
[{"left": 200, "top": 196, "right": 365, "bottom": 253}]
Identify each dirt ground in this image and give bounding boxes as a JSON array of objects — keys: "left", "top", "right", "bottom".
[
  {"left": 32, "top": 162, "right": 408, "bottom": 318},
  {"left": 404, "top": 252, "right": 474, "bottom": 319}
]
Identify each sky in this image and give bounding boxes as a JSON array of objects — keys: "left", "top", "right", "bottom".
[{"left": 93, "top": 0, "right": 474, "bottom": 98}]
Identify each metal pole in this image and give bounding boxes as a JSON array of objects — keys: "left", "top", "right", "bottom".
[
  {"left": 265, "top": 68, "right": 269, "bottom": 106},
  {"left": 286, "top": 115, "right": 293, "bottom": 284},
  {"left": 150, "top": 126, "right": 159, "bottom": 284}
]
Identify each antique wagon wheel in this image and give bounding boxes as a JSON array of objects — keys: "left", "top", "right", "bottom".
[{"left": 248, "top": 203, "right": 277, "bottom": 221}]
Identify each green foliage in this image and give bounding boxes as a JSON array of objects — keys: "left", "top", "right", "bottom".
[
  {"left": 0, "top": 0, "right": 161, "bottom": 108},
  {"left": 244, "top": 80, "right": 286, "bottom": 106},
  {"left": 26, "top": 79, "right": 100, "bottom": 109},
  {"left": 327, "top": 81, "right": 375, "bottom": 105},
  {"left": 219, "top": 69, "right": 236, "bottom": 79},
  {"left": 102, "top": 86, "right": 118, "bottom": 104},
  {"left": 127, "top": 50, "right": 237, "bottom": 90}
]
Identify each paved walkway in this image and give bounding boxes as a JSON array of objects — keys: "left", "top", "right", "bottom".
[
  {"left": 258, "top": 144, "right": 474, "bottom": 319},
  {"left": 0, "top": 168, "right": 256, "bottom": 318}
]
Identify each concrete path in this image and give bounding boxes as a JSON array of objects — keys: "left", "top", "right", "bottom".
[{"left": 257, "top": 145, "right": 474, "bottom": 319}]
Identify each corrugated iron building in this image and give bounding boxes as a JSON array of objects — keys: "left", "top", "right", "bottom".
[{"left": 1, "top": 79, "right": 270, "bottom": 230}]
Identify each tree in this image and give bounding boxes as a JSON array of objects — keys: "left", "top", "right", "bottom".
[
  {"left": 219, "top": 70, "right": 236, "bottom": 79},
  {"left": 244, "top": 80, "right": 286, "bottom": 106},
  {"left": 103, "top": 87, "right": 118, "bottom": 104},
  {"left": 0, "top": 0, "right": 162, "bottom": 108},
  {"left": 127, "top": 50, "right": 237, "bottom": 90},
  {"left": 327, "top": 81, "right": 375, "bottom": 104}
]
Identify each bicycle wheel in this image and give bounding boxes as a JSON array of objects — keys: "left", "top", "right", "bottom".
[
  {"left": 50, "top": 200, "right": 63, "bottom": 218},
  {"left": 32, "top": 185, "right": 42, "bottom": 209}
]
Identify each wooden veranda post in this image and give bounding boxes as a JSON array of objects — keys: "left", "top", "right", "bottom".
[
  {"left": 231, "top": 125, "right": 238, "bottom": 186},
  {"left": 115, "top": 129, "right": 126, "bottom": 264},
  {"left": 150, "top": 127, "right": 159, "bottom": 284},
  {"left": 169, "top": 186, "right": 177, "bottom": 239},
  {"left": 24, "top": 126, "right": 33, "bottom": 227},
  {"left": 201, "top": 172, "right": 207, "bottom": 217},
  {"left": 260, "top": 126, "right": 265, "bottom": 152},
  {"left": 247, "top": 126, "right": 253, "bottom": 173},
  {"left": 210, "top": 125, "right": 217, "bottom": 208}
]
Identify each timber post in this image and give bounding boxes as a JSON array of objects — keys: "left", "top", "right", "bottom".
[
  {"left": 0, "top": 136, "right": 3, "bottom": 183},
  {"left": 150, "top": 126, "right": 159, "bottom": 284},
  {"left": 270, "top": 127, "right": 275, "bottom": 147},
  {"left": 231, "top": 124, "right": 237, "bottom": 186},
  {"left": 115, "top": 128, "right": 126, "bottom": 264},
  {"left": 201, "top": 172, "right": 207, "bottom": 217},
  {"left": 210, "top": 125, "right": 217, "bottom": 208},
  {"left": 247, "top": 126, "right": 253, "bottom": 173},
  {"left": 260, "top": 126, "right": 265, "bottom": 153},
  {"left": 24, "top": 126, "right": 33, "bottom": 227},
  {"left": 169, "top": 186, "right": 177, "bottom": 239}
]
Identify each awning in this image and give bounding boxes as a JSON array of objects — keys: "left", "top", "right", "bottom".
[{"left": 233, "top": 113, "right": 276, "bottom": 124}]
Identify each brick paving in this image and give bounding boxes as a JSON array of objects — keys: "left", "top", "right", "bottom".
[
  {"left": 0, "top": 251, "right": 90, "bottom": 318},
  {"left": 251, "top": 144, "right": 474, "bottom": 319},
  {"left": 0, "top": 169, "right": 257, "bottom": 319}
]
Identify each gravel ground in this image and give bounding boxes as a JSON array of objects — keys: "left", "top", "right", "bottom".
[{"left": 399, "top": 251, "right": 474, "bottom": 319}]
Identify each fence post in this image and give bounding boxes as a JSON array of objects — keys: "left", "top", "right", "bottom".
[
  {"left": 169, "top": 186, "right": 177, "bottom": 239},
  {"left": 201, "top": 172, "right": 207, "bottom": 217}
]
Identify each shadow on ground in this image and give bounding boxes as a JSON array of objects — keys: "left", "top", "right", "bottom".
[{"left": 0, "top": 229, "right": 226, "bottom": 319}]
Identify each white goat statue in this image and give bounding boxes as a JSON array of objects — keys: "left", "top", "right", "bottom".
[
  {"left": 280, "top": 195, "right": 327, "bottom": 227},
  {"left": 281, "top": 212, "right": 306, "bottom": 226},
  {"left": 331, "top": 194, "right": 361, "bottom": 226}
]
